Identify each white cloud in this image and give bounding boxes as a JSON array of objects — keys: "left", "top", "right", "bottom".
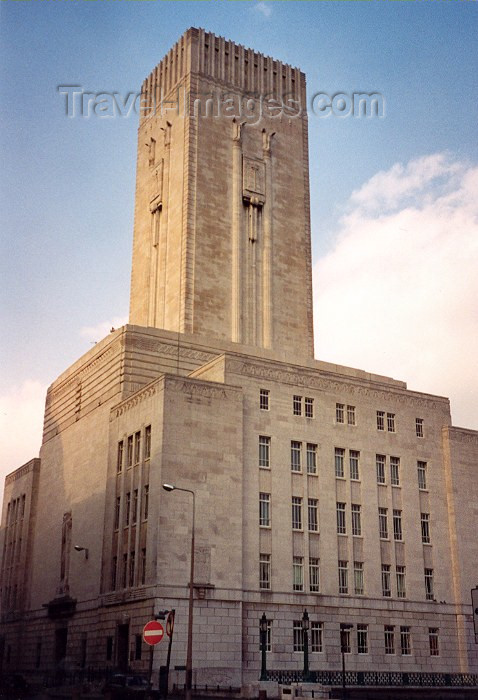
[
  {"left": 80, "top": 316, "right": 128, "bottom": 344},
  {"left": 314, "top": 153, "right": 478, "bottom": 431},
  {"left": 254, "top": 2, "right": 273, "bottom": 18},
  {"left": 0, "top": 380, "right": 47, "bottom": 503}
]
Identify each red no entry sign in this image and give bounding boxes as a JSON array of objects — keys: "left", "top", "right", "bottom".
[{"left": 143, "top": 620, "right": 165, "bottom": 646}]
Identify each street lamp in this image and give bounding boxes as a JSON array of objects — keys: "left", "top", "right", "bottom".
[
  {"left": 162, "top": 483, "right": 195, "bottom": 700},
  {"left": 301, "top": 609, "right": 310, "bottom": 682},
  {"left": 259, "top": 613, "right": 268, "bottom": 681},
  {"left": 340, "top": 624, "right": 353, "bottom": 700},
  {"left": 73, "top": 545, "right": 89, "bottom": 560}
]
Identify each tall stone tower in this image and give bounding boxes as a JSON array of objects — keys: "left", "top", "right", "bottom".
[{"left": 129, "top": 28, "right": 314, "bottom": 359}]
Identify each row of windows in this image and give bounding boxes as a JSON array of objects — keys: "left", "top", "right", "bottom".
[
  {"left": 259, "top": 438, "right": 430, "bottom": 490},
  {"left": 114, "top": 485, "right": 149, "bottom": 530},
  {"left": 117, "top": 426, "right": 151, "bottom": 472},
  {"left": 258, "top": 390, "right": 425, "bottom": 438},
  {"left": 259, "top": 554, "right": 435, "bottom": 600},
  {"left": 263, "top": 620, "right": 437, "bottom": 657},
  {"left": 111, "top": 548, "right": 147, "bottom": 590}
]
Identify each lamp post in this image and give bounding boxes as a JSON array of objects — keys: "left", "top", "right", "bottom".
[
  {"left": 340, "top": 624, "right": 353, "bottom": 700},
  {"left": 302, "top": 609, "right": 310, "bottom": 682},
  {"left": 163, "top": 484, "right": 195, "bottom": 700},
  {"left": 259, "top": 613, "right": 268, "bottom": 681}
]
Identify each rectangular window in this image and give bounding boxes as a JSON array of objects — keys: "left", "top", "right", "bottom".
[
  {"left": 340, "top": 624, "right": 351, "bottom": 653},
  {"left": 129, "top": 550, "right": 135, "bottom": 587},
  {"left": 396, "top": 565, "right": 406, "bottom": 598},
  {"left": 309, "top": 557, "right": 320, "bottom": 592},
  {"left": 143, "top": 485, "right": 149, "bottom": 521},
  {"left": 379, "top": 508, "right": 388, "bottom": 539},
  {"left": 111, "top": 556, "right": 117, "bottom": 590},
  {"left": 349, "top": 450, "right": 360, "bottom": 480},
  {"left": 418, "top": 461, "right": 427, "bottom": 490},
  {"left": 114, "top": 496, "right": 120, "bottom": 530},
  {"left": 127, "top": 435, "right": 133, "bottom": 467},
  {"left": 311, "top": 622, "right": 323, "bottom": 652},
  {"left": 291, "top": 440, "right": 302, "bottom": 472},
  {"left": 306, "top": 443, "right": 317, "bottom": 474},
  {"left": 354, "top": 561, "right": 364, "bottom": 595},
  {"left": 132, "top": 489, "right": 138, "bottom": 525},
  {"left": 425, "top": 568, "right": 434, "bottom": 600},
  {"left": 338, "top": 560, "right": 348, "bottom": 594},
  {"left": 336, "top": 502, "right": 346, "bottom": 535},
  {"left": 260, "top": 389, "right": 270, "bottom": 410},
  {"left": 416, "top": 418, "right": 424, "bottom": 438},
  {"left": 125, "top": 492, "right": 131, "bottom": 526},
  {"left": 140, "top": 548, "right": 146, "bottom": 585},
  {"left": 400, "top": 626, "right": 411, "bottom": 655},
  {"left": 117, "top": 441, "right": 123, "bottom": 473},
  {"left": 421, "top": 513, "right": 431, "bottom": 543},
  {"left": 144, "top": 425, "right": 151, "bottom": 460},
  {"left": 293, "top": 556, "right": 304, "bottom": 591},
  {"left": 135, "top": 634, "right": 142, "bottom": 661},
  {"left": 259, "top": 493, "right": 271, "bottom": 527},
  {"left": 292, "top": 497, "right": 303, "bottom": 530},
  {"left": 106, "top": 636, "right": 113, "bottom": 662},
  {"left": 347, "top": 405, "right": 356, "bottom": 426},
  {"left": 260, "top": 553, "right": 271, "bottom": 590},
  {"left": 134, "top": 431, "right": 141, "bottom": 464},
  {"left": 377, "top": 410, "right": 385, "bottom": 431},
  {"left": 390, "top": 456, "right": 400, "bottom": 486},
  {"left": 351, "top": 504, "right": 362, "bottom": 537},
  {"left": 335, "top": 447, "right": 345, "bottom": 478},
  {"left": 293, "top": 395, "right": 302, "bottom": 416},
  {"left": 122, "top": 553, "right": 127, "bottom": 588},
  {"left": 376, "top": 454, "right": 386, "bottom": 484},
  {"left": 393, "top": 510, "right": 403, "bottom": 541},
  {"left": 382, "top": 564, "right": 391, "bottom": 597},
  {"left": 336, "top": 403, "right": 345, "bottom": 424},
  {"left": 293, "top": 620, "right": 304, "bottom": 652},
  {"left": 259, "top": 436, "right": 271, "bottom": 468},
  {"left": 357, "top": 624, "right": 368, "bottom": 654},
  {"left": 429, "top": 628, "right": 439, "bottom": 656},
  {"left": 384, "top": 626, "right": 395, "bottom": 655},
  {"left": 387, "top": 412, "right": 396, "bottom": 432},
  {"left": 305, "top": 397, "right": 314, "bottom": 418},
  {"left": 308, "top": 499, "right": 318, "bottom": 532}
]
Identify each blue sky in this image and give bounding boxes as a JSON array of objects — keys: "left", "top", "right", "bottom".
[{"left": 1, "top": 1, "right": 478, "bottom": 487}]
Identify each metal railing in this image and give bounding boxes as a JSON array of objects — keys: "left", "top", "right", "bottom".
[{"left": 266, "top": 669, "right": 478, "bottom": 687}]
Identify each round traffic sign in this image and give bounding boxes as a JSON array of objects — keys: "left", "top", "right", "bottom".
[{"left": 143, "top": 620, "right": 165, "bottom": 646}]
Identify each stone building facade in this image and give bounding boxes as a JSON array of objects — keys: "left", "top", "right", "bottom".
[{"left": 1, "top": 28, "right": 477, "bottom": 689}]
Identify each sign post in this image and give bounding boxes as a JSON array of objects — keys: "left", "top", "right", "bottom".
[
  {"left": 472, "top": 587, "right": 478, "bottom": 643},
  {"left": 143, "top": 620, "right": 165, "bottom": 686}
]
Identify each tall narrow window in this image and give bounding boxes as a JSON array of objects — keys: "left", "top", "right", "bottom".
[
  {"left": 376, "top": 454, "right": 386, "bottom": 484},
  {"left": 259, "top": 435, "right": 271, "bottom": 469},
  {"left": 390, "top": 456, "right": 400, "bottom": 486},
  {"left": 140, "top": 548, "right": 146, "bottom": 585},
  {"left": 338, "top": 560, "right": 348, "bottom": 594},
  {"left": 384, "top": 626, "right": 395, "bottom": 655},
  {"left": 117, "top": 441, "right": 124, "bottom": 473},
  {"left": 135, "top": 634, "right": 142, "bottom": 661},
  {"left": 304, "top": 397, "right": 314, "bottom": 418},
  {"left": 425, "top": 568, "right": 434, "bottom": 600},
  {"left": 259, "top": 493, "right": 271, "bottom": 527},
  {"left": 336, "top": 403, "right": 344, "bottom": 424},
  {"left": 416, "top": 418, "right": 424, "bottom": 438},
  {"left": 354, "top": 561, "right": 364, "bottom": 595},
  {"left": 114, "top": 496, "right": 121, "bottom": 530},
  {"left": 340, "top": 623, "right": 351, "bottom": 653},
  {"left": 127, "top": 435, "right": 133, "bottom": 467},
  {"left": 122, "top": 553, "right": 128, "bottom": 588},
  {"left": 377, "top": 411, "right": 385, "bottom": 431},
  {"left": 260, "top": 389, "right": 270, "bottom": 410},
  {"left": 311, "top": 622, "right": 323, "bottom": 652},
  {"left": 144, "top": 425, "right": 151, "bottom": 460},
  {"left": 260, "top": 553, "right": 271, "bottom": 590},
  {"left": 143, "top": 485, "right": 149, "bottom": 521},
  {"left": 293, "top": 395, "right": 302, "bottom": 416},
  {"left": 381, "top": 564, "right": 391, "bottom": 597},
  {"left": 336, "top": 502, "right": 346, "bottom": 534},
  {"left": 306, "top": 443, "right": 317, "bottom": 474},
  {"left": 132, "top": 489, "right": 138, "bottom": 525},
  {"left": 293, "top": 556, "right": 304, "bottom": 591},
  {"left": 400, "top": 626, "right": 411, "bottom": 655},
  {"left": 291, "top": 441, "right": 302, "bottom": 472},
  {"left": 396, "top": 565, "right": 406, "bottom": 598},
  {"left": 129, "top": 550, "right": 135, "bottom": 587},
  {"left": 429, "top": 628, "right": 439, "bottom": 656},
  {"left": 421, "top": 513, "right": 431, "bottom": 543},
  {"left": 349, "top": 450, "right": 360, "bottom": 480},
  {"left": 259, "top": 436, "right": 271, "bottom": 468},
  {"left": 357, "top": 624, "right": 368, "bottom": 654},
  {"left": 125, "top": 492, "right": 131, "bottom": 526},
  {"left": 393, "top": 510, "right": 403, "bottom": 541},
  {"left": 387, "top": 413, "right": 396, "bottom": 432},
  {"left": 106, "top": 636, "right": 113, "bottom": 662},
  {"left": 111, "top": 556, "right": 117, "bottom": 590},
  {"left": 134, "top": 431, "right": 141, "bottom": 464},
  {"left": 351, "top": 504, "right": 362, "bottom": 536},
  {"left": 335, "top": 447, "right": 345, "bottom": 478},
  {"left": 308, "top": 499, "right": 318, "bottom": 532},
  {"left": 292, "top": 497, "right": 303, "bottom": 530},
  {"left": 417, "top": 461, "right": 427, "bottom": 490},
  {"left": 347, "top": 405, "right": 356, "bottom": 426},
  {"left": 293, "top": 620, "right": 304, "bottom": 651},
  {"left": 379, "top": 508, "right": 388, "bottom": 539},
  {"left": 309, "top": 558, "right": 320, "bottom": 592}
]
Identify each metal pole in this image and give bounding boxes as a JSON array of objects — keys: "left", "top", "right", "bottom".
[
  {"left": 341, "top": 630, "right": 346, "bottom": 700},
  {"left": 303, "top": 610, "right": 309, "bottom": 682},
  {"left": 260, "top": 613, "right": 267, "bottom": 681},
  {"left": 185, "top": 492, "right": 195, "bottom": 700}
]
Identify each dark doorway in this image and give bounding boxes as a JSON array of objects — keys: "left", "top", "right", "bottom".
[
  {"left": 55, "top": 628, "right": 68, "bottom": 666},
  {"left": 117, "top": 623, "right": 129, "bottom": 672}
]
